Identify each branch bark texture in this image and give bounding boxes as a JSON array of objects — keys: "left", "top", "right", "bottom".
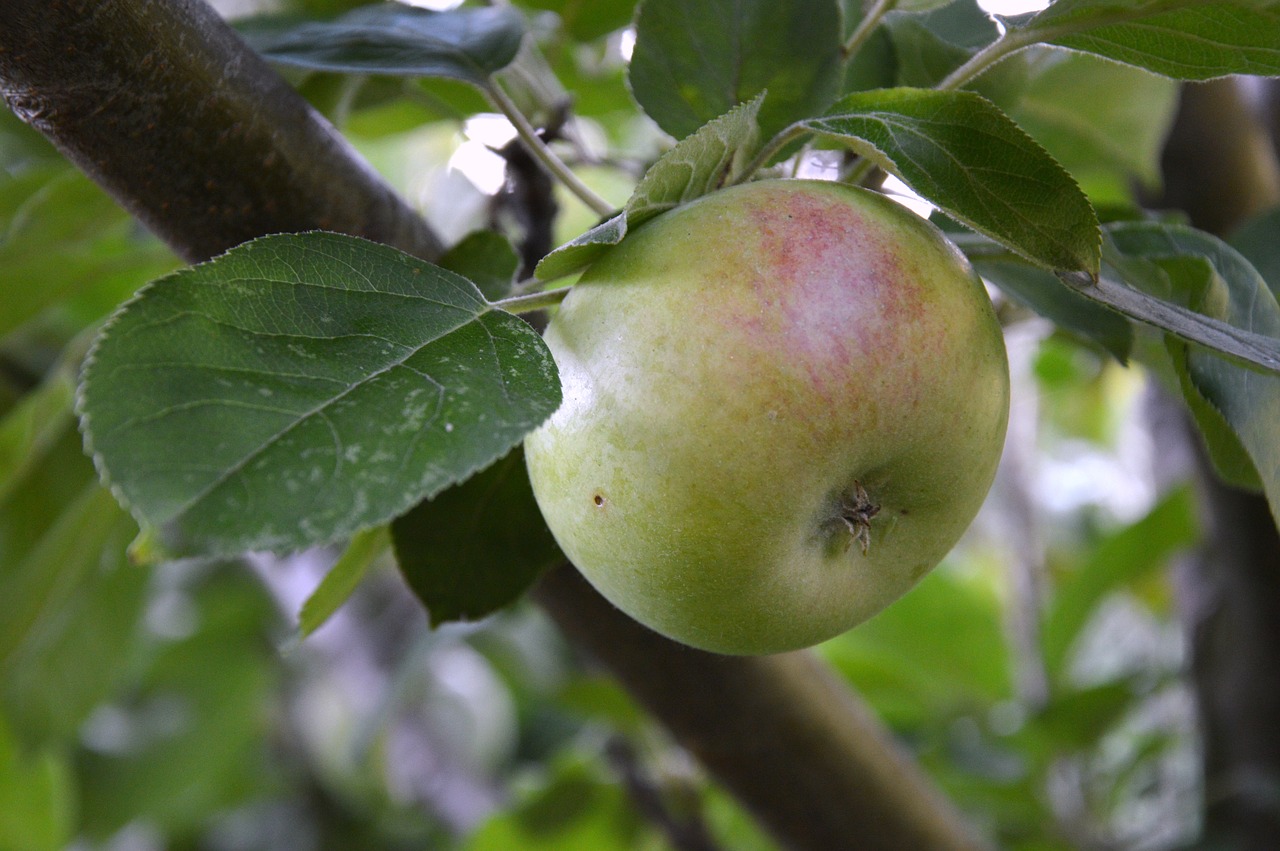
[
  {"left": 0, "top": 0, "right": 442, "bottom": 263},
  {"left": 0, "top": 3, "right": 991, "bottom": 849},
  {"left": 1158, "top": 77, "right": 1280, "bottom": 851},
  {"left": 537, "top": 565, "right": 990, "bottom": 851}
]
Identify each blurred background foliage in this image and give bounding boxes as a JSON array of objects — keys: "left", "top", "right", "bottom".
[{"left": 0, "top": 0, "right": 1238, "bottom": 848}]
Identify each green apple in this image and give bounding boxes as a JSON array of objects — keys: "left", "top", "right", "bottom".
[{"left": 525, "top": 179, "right": 1009, "bottom": 655}]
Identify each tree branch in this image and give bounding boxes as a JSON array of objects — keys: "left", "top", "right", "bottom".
[
  {"left": 0, "top": 3, "right": 990, "bottom": 848},
  {"left": 1155, "top": 77, "right": 1280, "bottom": 850},
  {"left": 0, "top": 0, "right": 443, "bottom": 263},
  {"left": 537, "top": 565, "right": 990, "bottom": 851}
]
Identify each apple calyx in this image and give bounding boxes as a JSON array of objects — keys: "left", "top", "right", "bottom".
[{"left": 839, "top": 481, "right": 881, "bottom": 556}]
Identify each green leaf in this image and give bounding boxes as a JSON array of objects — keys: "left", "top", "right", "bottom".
[
  {"left": 0, "top": 484, "right": 130, "bottom": 668},
  {"left": 1156, "top": 256, "right": 1262, "bottom": 488},
  {"left": 440, "top": 230, "right": 521, "bottom": 300},
  {"left": 1032, "top": 679, "right": 1142, "bottom": 751},
  {"left": 628, "top": 0, "right": 843, "bottom": 141},
  {"left": 1002, "top": 50, "right": 1178, "bottom": 193},
  {"left": 0, "top": 168, "right": 177, "bottom": 337},
  {"left": 76, "top": 570, "right": 279, "bottom": 840},
  {"left": 626, "top": 96, "right": 764, "bottom": 221},
  {"left": 969, "top": 254, "right": 1133, "bottom": 362},
  {"left": 536, "top": 97, "right": 762, "bottom": 281},
  {"left": 238, "top": 4, "right": 526, "bottom": 84},
  {"left": 535, "top": 214, "right": 628, "bottom": 282},
  {"left": 955, "top": 224, "right": 1280, "bottom": 377},
  {"left": 297, "top": 525, "right": 391, "bottom": 638},
  {"left": 1106, "top": 222, "right": 1280, "bottom": 524},
  {"left": 819, "top": 566, "right": 1012, "bottom": 724},
  {"left": 0, "top": 717, "right": 73, "bottom": 851},
  {"left": 556, "top": 676, "right": 647, "bottom": 733},
  {"left": 79, "top": 232, "right": 561, "bottom": 557},
  {"left": 881, "top": 0, "right": 1039, "bottom": 112},
  {"left": 0, "top": 369, "right": 75, "bottom": 505},
  {"left": 804, "top": 88, "right": 1100, "bottom": 275},
  {"left": 392, "top": 447, "right": 561, "bottom": 625},
  {"left": 520, "top": 0, "right": 638, "bottom": 42},
  {"left": 843, "top": 25, "right": 897, "bottom": 94},
  {"left": 1041, "top": 486, "right": 1198, "bottom": 679},
  {"left": 466, "top": 753, "right": 653, "bottom": 851},
  {"left": 0, "top": 421, "right": 148, "bottom": 749},
  {"left": 0, "top": 511, "right": 146, "bottom": 747},
  {"left": 1230, "top": 205, "right": 1280, "bottom": 301},
  {"left": 946, "top": 209, "right": 1133, "bottom": 360},
  {"left": 1025, "top": 1, "right": 1280, "bottom": 79}
]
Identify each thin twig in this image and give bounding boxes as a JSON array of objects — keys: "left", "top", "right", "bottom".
[{"left": 485, "top": 81, "right": 614, "bottom": 217}]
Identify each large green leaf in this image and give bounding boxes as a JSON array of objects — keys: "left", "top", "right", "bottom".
[
  {"left": 79, "top": 232, "right": 561, "bottom": 557},
  {"left": 392, "top": 447, "right": 561, "bottom": 625},
  {"left": 628, "top": 0, "right": 843, "bottom": 141},
  {"left": 1106, "top": 222, "right": 1280, "bottom": 524},
  {"left": 238, "top": 4, "right": 526, "bottom": 84},
  {"left": 952, "top": 224, "right": 1280, "bottom": 378},
  {"left": 968, "top": 255, "right": 1134, "bottom": 362},
  {"left": 804, "top": 88, "right": 1100, "bottom": 275},
  {"left": 536, "top": 97, "right": 762, "bottom": 280},
  {"left": 1024, "top": 0, "right": 1280, "bottom": 79},
  {"left": 1001, "top": 50, "right": 1178, "bottom": 194}
]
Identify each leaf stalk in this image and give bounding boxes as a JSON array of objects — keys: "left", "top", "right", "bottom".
[
  {"left": 485, "top": 81, "right": 615, "bottom": 217},
  {"left": 493, "top": 286, "right": 571, "bottom": 314},
  {"left": 734, "top": 124, "right": 813, "bottom": 185},
  {"left": 935, "top": 27, "right": 1042, "bottom": 92},
  {"left": 842, "top": 0, "right": 896, "bottom": 60}
]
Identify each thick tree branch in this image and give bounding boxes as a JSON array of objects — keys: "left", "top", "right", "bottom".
[
  {"left": 0, "top": 3, "right": 991, "bottom": 848},
  {"left": 1158, "top": 80, "right": 1280, "bottom": 236},
  {"left": 0, "top": 0, "right": 443, "bottom": 263},
  {"left": 1156, "top": 78, "right": 1280, "bottom": 851},
  {"left": 537, "top": 566, "right": 990, "bottom": 851}
]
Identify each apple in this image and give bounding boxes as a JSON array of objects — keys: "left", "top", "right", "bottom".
[{"left": 525, "top": 179, "right": 1009, "bottom": 655}]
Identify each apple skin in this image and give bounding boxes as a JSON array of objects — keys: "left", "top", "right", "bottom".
[{"left": 525, "top": 179, "right": 1009, "bottom": 655}]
